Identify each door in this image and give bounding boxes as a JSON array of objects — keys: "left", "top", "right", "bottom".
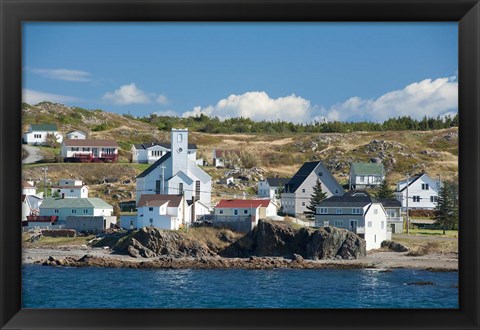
[
  {"left": 349, "top": 220, "right": 358, "bottom": 233},
  {"left": 92, "top": 148, "right": 99, "bottom": 157}
]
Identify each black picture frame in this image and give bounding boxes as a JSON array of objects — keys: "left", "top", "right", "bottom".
[{"left": 1, "top": 0, "right": 479, "bottom": 329}]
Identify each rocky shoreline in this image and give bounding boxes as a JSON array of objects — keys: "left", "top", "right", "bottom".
[{"left": 23, "top": 247, "right": 458, "bottom": 272}]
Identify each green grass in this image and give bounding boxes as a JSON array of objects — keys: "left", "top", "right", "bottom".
[
  {"left": 23, "top": 233, "right": 96, "bottom": 247},
  {"left": 406, "top": 228, "right": 458, "bottom": 238}
]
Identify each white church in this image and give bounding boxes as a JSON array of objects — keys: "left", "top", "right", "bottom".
[{"left": 136, "top": 128, "right": 212, "bottom": 208}]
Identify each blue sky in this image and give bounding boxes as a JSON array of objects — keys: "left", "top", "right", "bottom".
[{"left": 22, "top": 22, "right": 458, "bottom": 123}]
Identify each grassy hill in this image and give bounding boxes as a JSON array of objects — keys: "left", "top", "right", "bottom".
[{"left": 21, "top": 102, "right": 458, "bottom": 205}]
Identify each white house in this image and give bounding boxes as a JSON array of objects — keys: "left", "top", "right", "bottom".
[
  {"left": 136, "top": 194, "right": 186, "bottom": 230},
  {"left": 66, "top": 130, "right": 87, "bottom": 140},
  {"left": 314, "top": 190, "right": 389, "bottom": 250},
  {"left": 132, "top": 141, "right": 197, "bottom": 164},
  {"left": 213, "top": 199, "right": 277, "bottom": 230},
  {"left": 51, "top": 179, "right": 89, "bottom": 198},
  {"left": 395, "top": 173, "right": 441, "bottom": 210},
  {"left": 38, "top": 197, "right": 113, "bottom": 222},
  {"left": 21, "top": 194, "right": 43, "bottom": 221},
  {"left": 187, "top": 198, "right": 212, "bottom": 222},
  {"left": 281, "top": 161, "right": 344, "bottom": 216},
  {"left": 61, "top": 139, "right": 119, "bottom": 162},
  {"left": 22, "top": 124, "right": 63, "bottom": 145},
  {"left": 22, "top": 181, "right": 37, "bottom": 196},
  {"left": 258, "top": 178, "right": 290, "bottom": 203},
  {"left": 136, "top": 128, "right": 212, "bottom": 207},
  {"left": 349, "top": 162, "right": 385, "bottom": 189},
  {"left": 212, "top": 149, "right": 241, "bottom": 168}
]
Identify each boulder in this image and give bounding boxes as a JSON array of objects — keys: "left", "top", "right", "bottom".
[{"left": 380, "top": 240, "right": 409, "bottom": 252}]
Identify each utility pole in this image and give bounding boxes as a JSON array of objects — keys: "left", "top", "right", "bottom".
[
  {"left": 405, "top": 173, "right": 409, "bottom": 235},
  {"left": 160, "top": 164, "right": 166, "bottom": 194},
  {"left": 43, "top": 166, "right": 48, "bottom": 197}
]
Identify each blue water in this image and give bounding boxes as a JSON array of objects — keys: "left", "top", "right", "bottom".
[{"left": 22, "top": 265, "right": 458, "bottom": 308}]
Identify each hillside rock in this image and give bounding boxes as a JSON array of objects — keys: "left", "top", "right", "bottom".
[
  {"left": 110, "top": 227, "right": 214, "bottom": 258},
  {"left": 221, "top": 220, "right": 366, "bottom": 260}
]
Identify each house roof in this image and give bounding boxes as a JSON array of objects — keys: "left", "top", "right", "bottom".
[
  {"left": 136, "top": 152, "right": 171, "bottom": 178},
  {"left": 215, "top": 199, "right": 271, "bottom": 209},
  {"left": 39, "top": 197, "right": 112, "bottom": 209},
  {"left": 133, "top": 142, "right": 197, "bottom": 150},
  {"left": 63, "top": 139, "right": 119, "bottom": 147},
  {"left": 396, "top": 173, "right": 424, "bottom": 192},
  {"left": 266, "top": 178, "right": 290, "bottom": 187},
  {"left": 137, "top": 194, "right": 183, "bottom": 208},
  {"left": 66, "top": 130, "right": 86, "bottom": 135},
  {"left": 22, "top": 181, "right": 34, "bottom": 188},
  {"left": 51, "top": 185, "right": 87, "bottom": 189},
  {"left": 318, "top": 190, "right": 379, "bottom": 208},
  {"left": 351, "top": 162, "right": 385, "bottom": 176},
  {"left": 284, "top": 161, "right": 321, "bottom": 193},
  {"left": 378, "top": 198, "right": 402, "bottom": 208},
  {"left": 30, "top": 124, "right": 58, "bottom": 132}
]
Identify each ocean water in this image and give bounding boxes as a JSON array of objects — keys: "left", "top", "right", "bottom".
[{"left": 22, "top": 265, "right": 458, "bottom": 308}]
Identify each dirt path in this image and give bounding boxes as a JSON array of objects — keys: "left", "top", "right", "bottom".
[{"left": 22, "top": 145, "right": 44, "bottom": 164}]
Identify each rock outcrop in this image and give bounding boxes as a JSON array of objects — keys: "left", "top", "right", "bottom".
[
  {"left": 380, "top": 240, "right": 409, "bottom": 252},
  {"left": 109, "top": 227, "right": 215, "bottom": 258},
  {"left": 221, "top": 220, "right": 366, "bottom": 260}
]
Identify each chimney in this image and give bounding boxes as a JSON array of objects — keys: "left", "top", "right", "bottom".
[{"left": 191, "top": 196, "right": 196, "bottom": 223}]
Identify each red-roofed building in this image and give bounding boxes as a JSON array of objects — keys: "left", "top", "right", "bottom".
[{"left": 213, "top": 199, "right": 277, "bottom": 231}]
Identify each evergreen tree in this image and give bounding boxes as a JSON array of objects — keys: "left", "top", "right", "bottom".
[
  {"left": 434, "top": 183, "right": 457, "bottom": 234},
  {"left": 306, "top": 179, "right": 328, "bottom": 215},
  {"left": 375, "top": 180, "right": 395, "bottom": 199}
]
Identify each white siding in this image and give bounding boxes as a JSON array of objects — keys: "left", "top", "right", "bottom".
[{"left": 395, "top": 174, "right": 440, "bottom": 210}]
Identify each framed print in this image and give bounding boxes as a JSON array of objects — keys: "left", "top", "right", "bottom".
[{"left": 1, "top": 0, "right": 479, "bottom": 329}]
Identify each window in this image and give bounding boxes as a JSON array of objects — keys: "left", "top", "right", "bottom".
[
  {"left": 72, "top": 209, "right": 77, "bottom": 214},
  {"left": 71, "top": 147, "right": 79, "bottom": 152},
  {"left": 195, "top": 180, "right": 200, "bottom": 199},
  {"left": 374, "top": 234, "right": 377, "bottom": 243},
  {"left": 374, "top": 209, "right": 378, "bottom": 214},
  {"left": 422, "top": 183, "right": 429, "bottom": 190},
  {"left": 70, "top": 189, "right": 74, "bottom": 193},
  {"left": 301, "top": 202, "right": 305, "bottom": 206},
  {"left": 179, "top": 183, "right": 184, "bottom": 194},
  {"left": 244, "top": 210, "right": 248, "bottom": 214},
  {"left": 319, "top": 208, "right": 328, "bottom": 214},
  {"left": 54, "top": 209, "right": 59, "bottom": 213},
  {"left": 177, "top": 134, "right": 183, "bottom": 142},
  {"left": 319, "top": 172, "right": 323, "bottom": 176},
  {"left": 130, "top": 220, "right": 134, "bottom": 226},
  {"left": 334, "top": 220, "right": 343, "bottom": 227},
  {"left": 155, "top": 180, "right": 161, "bottom": 194},
  {"left": 324, "top": 220, "right": 329, "bottom": 227},
  {"left": 149, "top": 218, "right": 153, "bottom": 224},
  {"left": 360, "top": 176, "right": 365, "bottom": 182},
  {"left": 301, "top": 189, "right": 306, "bottom": 193},
  {"left": 413, "top": 196, "right": 420, "bottom": 202},
  {"left": 352, "top": 208, "right": 362, "bottom": 214},
  {"left": 336, "top": 208, "right": 342, "bottom": 214},
  {"left": 83, "top": 209, "right": 88, "bottom": 214},
  {"left": 381, "top": 221, "right": 385, "bottom": 229},
  {"left": 149, "top": 207, "right": 153, "bottom": 211},
  {"left": 335, "top": 189, "right": 339, "bottom": 194},
  {"left": 219, "top": 210, "right": 224, "bottom": 214},
  {"left": 82, "top": 147, "right": 90, "bottom": 152},
  {"left": 368, "top": 221, "right": 372, "bottom": 227},
  {"left": 430, "top": 196, "right": 438, "bottom": 203},
  {"left": 234, "top": 210, "right": 238, "bottom": 215}
]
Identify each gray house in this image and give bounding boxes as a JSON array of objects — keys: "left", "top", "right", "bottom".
[
  {"left": 349, "top": 162, "right": 385, "bottom": 189},
  {"left": 378, "top": 198, "right": 403, "bottom": 234},
  {"left": 281, "top": 161, "right": 344, "bottom": 217}
]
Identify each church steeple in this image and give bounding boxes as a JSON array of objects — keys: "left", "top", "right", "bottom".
[{"left": 171, "top": 128, "right": 189, "bottom": 175}]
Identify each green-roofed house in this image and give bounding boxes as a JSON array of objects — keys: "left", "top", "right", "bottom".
[
  {"left": 38, "top": 197, "right": 115, "bottom": 232},
  {"left": 22, "top": 123, "right": 63, "bottom": 145},
  {"left": 349, "top": 162, "right": 385, "bottom": 190}
]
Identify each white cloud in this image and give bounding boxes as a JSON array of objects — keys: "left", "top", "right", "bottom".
[
  {"left": 156, "top": 94, "right": 169, "bottom": 105},
  {"left": 22, "top": 89, "right": 80, "bottom": 105},
  {"left": 30, "top": 68, "right": 91, "bottom": 82},
  {"left": 103, "top": 83, "right": 151, "bottom": 105},
  {"left": 153, "top": 110, "right": 179, "bottom": 117},
  {"left": 182, "top": 91, "right": 313, "bottom": 123},
  {"left": 318, "top": 77, "right": 458, "bottom": 122}
]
